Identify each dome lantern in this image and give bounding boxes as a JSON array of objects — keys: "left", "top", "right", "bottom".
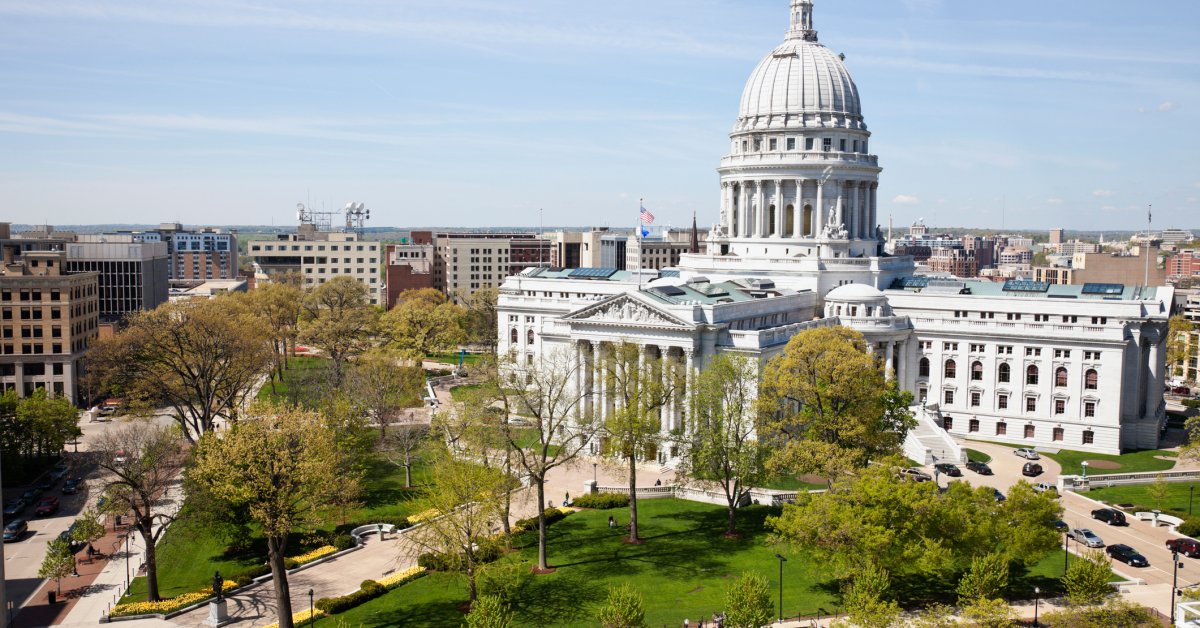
[{"left": 788, "top": 0, "right": 817, "bottom": 42}]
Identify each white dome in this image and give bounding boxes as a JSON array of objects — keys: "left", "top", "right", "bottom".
[
  {"left": 824, "top": 282, "right": 886, "bottom": 304},
  {"left": 738, "top": 40, "right": 860, "bottom": 123}
]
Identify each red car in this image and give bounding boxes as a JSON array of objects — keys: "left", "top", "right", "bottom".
[{"left": 34, "top": 496, "right": 60, "bottom": 516}]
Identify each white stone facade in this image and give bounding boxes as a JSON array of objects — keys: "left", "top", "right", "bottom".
[{"left": 494, "top": 0, "right": 1173, "bottom": 457}]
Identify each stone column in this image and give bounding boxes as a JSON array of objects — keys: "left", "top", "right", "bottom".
[
  {"left": 591, "top": 341, "right": 602, "bottom": 421},
  {"left": 793, "top": 179, "right": 805, "bottom": 238},
  {"left": 737, "top": 183, "right": 747, "bottom": 238},
  {"left": 834, "top": 182, "right": 845, "bottom": 235},
  {"left": 1145, "top": 334, "right": 1161, "bottom": 418},
  {"left": 14, "top": 362, "right": 24, "bottom": 398},
  {"left": 815, "top": 181, "right": 825, "bottom": 237},
  {"left": 896, "top": 340, "right": 908, "bottom": 388},
  {"left": 754, "top": 181, "right": 765, "bottom": 238},
  {"left": 725, "top": 182, "right": 736, "bottom": 237},
  {"left": 869, "top": 183, "right": 879, "bottom": 240},
  {"left": 885, "top": 341, "right": 895, "bottom": 381},
  {"left": 773, "top": 179, "right": 784, "bottom": 237},
  {"left": 682, "top": 348, "right": 696, "bottom": 434}
]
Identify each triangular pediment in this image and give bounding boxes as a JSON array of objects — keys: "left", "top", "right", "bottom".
[{"left": 565, "top": 293, "right": 692, "bottom": 328}]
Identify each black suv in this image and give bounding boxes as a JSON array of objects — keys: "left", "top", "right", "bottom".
[
  {"left": 1022, "top": 462, "right": 1043, "bottom": 477},
  {"left": 1106, "top": 544, "right": 1149, "bottom": 567},
  {"left": 933, "top": 463, "right": 962, "bottom": 477},
  {"left": 965, "top": 460, "right": 993, "bottom": 475},
  {"left": 1092, "top": 508, "right": 1128, "bottom": 526}
]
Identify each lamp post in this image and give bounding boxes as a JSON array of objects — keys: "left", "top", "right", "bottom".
[
  {"left": 124, "top": 534, "right": 131, "bottom": 590},
  {"left": 593, "top": 462, "right": 597, "bottom": 484},
  {"left": 1034, "top": 586, "right": 1040, "bottom": 627},
  {"left": 1172, "top": 549, "right": 1183, "bottom": 625},
  {"left": 1063, "top": 530, "right": 1070, "bottom": 574},
  {"left": 775, "top": 553, "right": 787, "bottom": 624},
  {"left": 308, "top": 589, "right": 315, "bottom": 627},
  {"left": 1080, "top": 460, "right": 1089, "bottom": 482}
]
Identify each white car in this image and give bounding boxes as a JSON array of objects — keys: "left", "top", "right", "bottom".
[
  {"left": 1014, "top": 448, "right": 1040, "bottom": 460},
  {"left": 1033, "top": 483, "right": 1059, "bottom": 496},
  {"left": 1069, "top": 528, "right": 1105, "bottom": 548}
]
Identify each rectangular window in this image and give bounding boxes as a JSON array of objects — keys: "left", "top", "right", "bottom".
[
  {"left": 969, "top": 419, "right": 979, "bottom": 433},
  {"left": 996, "top": 422, "right": 1007, "bottom": 436},
  {"left": 1026, "top": 397, "right": 1037, "bottom": 412},
  {"left": 1084, "top": 402, "right": 1096, "bottom": 417},
  {"left": 805, "top": 137, "right": 814, "bottom": 150},
  {"left": 786, "top": 138, "right": 796, "bottom": 150},
  {"left": 998, "top": 394, "right": 1008, "bottom": 410},
  {"left": 1054, "top": 399, "right": 1066, "bottom": 415},
  {"left": 822, "top": 138, "right": 832, "bottom": 151},
  {"left": 1024, "top": 425, "right": 1035, "bottom": 439},
  {"left": 768, "top": 138, "right": 777, "bottom": 151},
  {"left": 1082, "top": 430, "right": 1094, "bottom": 444},
  {"left": 970, "top": 391, "right": 981, "bottom": 407},
  {"left": 944, "top": 390, "right": 954, "bottom": 405},
  {"left": 753, "top": 139, "right": 761, "bottom": 151},
  {"left": 1053, "top": 427, "right": 1064, "bottom": 442}
]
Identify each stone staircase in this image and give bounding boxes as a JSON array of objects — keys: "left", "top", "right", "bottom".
[{"left": 904, "top": 404, "right": 966, "bottom": 465}]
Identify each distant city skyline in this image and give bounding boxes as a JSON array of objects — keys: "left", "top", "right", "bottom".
[{"left": 1, "top": 0, "right": 1197, "bottom": 230}]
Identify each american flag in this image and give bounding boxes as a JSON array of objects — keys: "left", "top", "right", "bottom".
[{"left": 639, "top": 205, "right": 655, "bottom": 225}]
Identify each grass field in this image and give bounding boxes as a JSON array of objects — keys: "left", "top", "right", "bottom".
[
  {"left": 309, "top": 499, "right": 1075, "bottom": 627},
  {"left": 449, "top": 383, "right": 483, "bottom": 401},
  {"left": 426, "top": 352, "right": 482, "bottom": 366},
  {"left": 1044, "top": 449, "right": 1177, "bottom": 476},
  {"left": 1084, "top": 482, "right": 1200, "bottom": 519},
  {"left": 121, "top": 456, "right": 432, "bottom": 603},
  {"left": 965, "top": 449, "right": 992, "bottom": 463},
  {"left": 762, "top": 475, "right": 828, "bottom": 491},
  {"left": 255, "top": 356, "right": 331, "bottom": 402}
]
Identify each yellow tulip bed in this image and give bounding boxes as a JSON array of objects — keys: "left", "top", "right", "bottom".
[
  {"left": 109, "top": 580, "right": 237, "bottom": 618},
  {"left": 407, "top": 508, "right": 440, "bottom": 524},
  {"left": 288, "top": 545, "right": 338, "bottom": 566},
  {"left": 262, "top": 606, "right": 326, "bottom": 628},
  {"left": 378, "top": 565, "right": 426, "bottom": 589}
]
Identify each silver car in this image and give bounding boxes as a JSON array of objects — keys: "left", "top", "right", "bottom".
[
  {"left": 1069, "top": 528, "right": 1105, "bottom": 548},
  {"left": 1014, "top": 448, "right": 1040, "bottom": 460}
]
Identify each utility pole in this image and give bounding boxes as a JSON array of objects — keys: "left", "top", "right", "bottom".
[{"left": 1, "top": 448, "right": 7, "bottom": 628}]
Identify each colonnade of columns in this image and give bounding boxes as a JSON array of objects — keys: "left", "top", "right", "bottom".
[
  {"left": 867, "top": 338, "right": 910, "bottom": 385},
  {"left": 722, "top": 178, "right": 878, "bottom": 241},
  {"left": 575, "top": 340, "right": 697, "bottom": 452}
]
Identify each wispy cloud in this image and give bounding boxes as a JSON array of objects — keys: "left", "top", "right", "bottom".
[
  {"left": 1092, "top": 189, "right": 1116, "bottom": 198},
  {"left": 1046, "top": 198, "right": 1064, "bottom": 205},
  {"left": 892, "top": 194, "right": 921, "bottom": 205}
]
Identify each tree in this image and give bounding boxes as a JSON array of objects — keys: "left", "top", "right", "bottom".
[
  {"left": 723, "top": 572, "right": 773, "bottom": 628},
  {"left": 758, "top": 327, "right": 914, "bottom": 477},
  {"left": 299, "top": 276, "right": 379, "bottom": 386},
  {"left": 465, "top": 594, "right": 512, "bottom": 628},
  {"left": 344, "top": 350, "right": 424, "bottom": 440},
  {"left": 87, "top": 297, "right": 273, "bottom": 443},
  {"left": 381, "top": 288, "right": 465, "bottom": 361},
  {"left": 961, "top": 597, "right": 1016, "bottom": 628},
  {"left": 244, "top": 280, "right": 302, "bottom": 389},
  {"left": 71, "top": 508, "right": 107, "bottom": 549},
  {"left": 1148, "top": 473, "right": 1170, "bottom": 510},
  {"left": 911, "top": 604, "right": 956, "bottom": 628},
  {"left": 1168, "top": 315, "right": 1195, "bottom": 379},
  {"left": 455, "top": 286, "right": 499, "bottom": 350},
  {"left": 94, "top": 421, "right": 182, "bottom": 602},
  {"left": 957, "top": 552, "right": 1009, "bottom": 605},
  {"left": 596, "top": 583, "right": 648, "bottom": 628},
  {"left": 841, "top": 563, "right": 902, "bottom": 628},
  {"left": 190, "top": 404, "right": 349, "bottom": 628},
  {"left": 0, "top": 390, "right": 79, "bottom": 477},
  {"left": 379, "top": 422, "right": 430, "bottom": 489},
  {"left": 602, "top": 342, "right": 674, "bottom": 544},
  {"left": 404, "top": 447, "right": 509, "bottom": 602},
  {"left": 493, "top": 347, "right": 600, "bottom": 570},
  {"left": 1062, "top": 550, "right": 1114, "bottom": 606},
  {"left": 678, "top": 354, "right": 769, "bottom": 536},
  {"left": 38, "top": 537, "right": 76, "bottom": 595}
]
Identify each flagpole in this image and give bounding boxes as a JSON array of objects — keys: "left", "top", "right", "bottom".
[{"left": 1144, "top": 204, "right": 1151, "bottom": 288}]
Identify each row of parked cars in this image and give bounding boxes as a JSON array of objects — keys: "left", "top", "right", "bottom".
[{"left": 2, "top": 460, "right": 84, "bottom": 543}]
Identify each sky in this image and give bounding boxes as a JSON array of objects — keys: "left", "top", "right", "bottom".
[{"left": 1, "top": 0, "right": 1198, "bottom": 232}]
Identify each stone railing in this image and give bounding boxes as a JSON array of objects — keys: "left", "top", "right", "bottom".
[
  {"left": 594, "top": 484, "right": 812, "bottom": 508},
  {"left": 1061, "top": 469, "right": 1200, "bottom": 491}
]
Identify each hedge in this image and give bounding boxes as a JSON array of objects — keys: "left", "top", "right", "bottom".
[
  {"left": 1179, "top": 518, "right": 1200, "bottom": 538},
  {"left": 417, "top": 537, "right": 506, "bottom": 572},
  {"left": 572, "top": 493, "right": 630, "bottom": 509},
  {"left": 315, "top": 567, "right": 427, "bottom": 615},
  {"left": 513, "top": 507, "right": 570, "bottom": 533}
]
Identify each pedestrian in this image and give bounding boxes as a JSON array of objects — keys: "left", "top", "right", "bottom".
[
  {"left": 563, "top": 491, "right": 570, "bottom": 506},
  {"left": 608, "top": 515, "right": 615, "bottom": 528},
  {"left": 683, "top": 618, "right": 689, "bottom": 628},
  {"left": 655, "top": 479, "right": 662, "bottom": 487}
]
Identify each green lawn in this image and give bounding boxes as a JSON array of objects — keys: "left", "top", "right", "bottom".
[
  {"left": 121, "top": 456, "right": 432, "bottom": 603},
  {"left": 965, "top": 449, "right": 992, "bottom": 464},
  {"left": 762, "top": 475, "right": 828, "bottom": 491},
  {"left": 1083, "top": 482, "right": 1200, "bottom": 519},
  {"left": 427, "top": 352, "right": 482, "bottom": 366},
  {"left": 449, "top": 384, "right": 483, "bottom": 401},
  {"left": 1043, "top": 449, "right": 1177, "bottom": 476},
  {"left": 256, "top": 356, "right": 332, "bottom": 402}
]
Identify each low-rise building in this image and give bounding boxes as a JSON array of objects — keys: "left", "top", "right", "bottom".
[{"left": 246, "top": 225, "right": 383, "bottom": 305}]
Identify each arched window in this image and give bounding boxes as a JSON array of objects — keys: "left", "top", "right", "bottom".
[
  {"left": 1085, "top": 369, "right": 1098, "bottom": 390},
  {"left": 998, "top": 363, "right": 1010, "bottom": 383},
  {"left": 526, "top": 329, "right": 535, "bottom": 345},
  {"left": 1055, "top": 367, "right": 1068, "bottom": 387},
  {"left": 1026, "top": 365, "right": 1039, "bottom": 385},
  {"left": 971, "top": 361, "right": 983, "bottom": 381},
  {"left": 510, "top": 328, "right": 518, "bottom": 344},
  {"left": 944, "top": 359, "right": 957, "bottom": 379},
  {"left": 918, "top": 357, "right": 930, "bottom": 377}
]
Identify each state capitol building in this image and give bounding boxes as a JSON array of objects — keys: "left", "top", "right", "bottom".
[{"left": 497, "top": 0, "right": 1172, "bottom": 459}]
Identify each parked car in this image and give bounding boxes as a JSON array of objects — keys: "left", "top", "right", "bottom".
[
  {"left": 993, "top": 488, "right": 1006, "bottom": 502},
  {"left": 1173, "top": 386, "right": 1192, "bottom": 395},
  {"left": 1107, "top": 544, "right": 1149, "bottom": 567},
  {"left": 1022, "top": 462, "right": 1044, "bottom": 477},
  {"left": 1015, "top": 448, "right": 1041, "bottom": 460},
  {"left": 1092, "top": 508, "right": 1128, "bottom": 526},
  {"left": 1052, "top": 520, "right": 1069, "bottom": 531},
  {"left": 61, "top": 478, "right": 82, "bottom": 495},
  {"left": 965, "top": 460, "right": 993, "bottom": 475},
  {"left": 933, "top": 463, "right": 962, "bottom": 477},
  {"left": 1033, "top": 483, "right": 1059, "bottom": 497},
  {"left": 898, "top": 468, "right": 932, "bottom": 482},
  {"left": 34, "top": 496, "right": 60, "bottom": 517},
  {"left": 1167, "top": 538, "right": 1200, "bottom": 558},
  {"left": 3, "top": 498, "right": 27, "bottom": 517},
  {"left": 35, "top": 477, "right": 55, "bottom": 492},
  {"left": 20, "top": 488, "right": 41, "bottom": 501},
  {"left": 58, "top": 522, "right": 84, "bottom": 549},
  {"left": 3, "top": 519, "right": 28, "bottom": 542},
  {"left": 1069, "top": 528, "right": 1105, "bottom": 548},
  {"left": 48, "top": 466, "right": 69, "bottom": 481}
]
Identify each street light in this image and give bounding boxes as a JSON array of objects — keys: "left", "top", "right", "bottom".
[
  {"left": 1080, "top": 460, "right": 1089, "bottom": 482},
  {"left": 593, "top": 463, "right": 597, "bottom": 484},
  {"left": 1172, "top": 549, "right": 1184, "bottom": 625},
  {"left": 775, "top": 553, "right": 787, "bottom": 624},
  {"left": 1063, "top": 530, "right": 1070, "bottom": 574},
  {"left": 124, "top": 534, "right": 131, "bottom": 590},
  {"left": 1034, "top": 586, "right": 1040, "bottom": 627},
  {"left": 308, "top": 589, "right": 315, "bottom": 627}
]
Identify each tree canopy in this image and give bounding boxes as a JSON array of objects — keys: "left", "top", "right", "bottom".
[{"left": 299, "top": 276, "right": 379, "bottom": 386}]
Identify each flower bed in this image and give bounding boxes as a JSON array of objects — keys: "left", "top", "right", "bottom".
[
  {"left": 109, "top": 580, "right": 236, "bottom": 618},
  {"left": 287, "top": 545, "right": 337, "bottom": 567},
  {"left": 315, "top": 567, "right": 427, "bottom": 615},
  {"left": 407, "top": 508, "right": 440, "bottom": 524},
  {"left": 263, "top": 606, "right": 326, "bottom": 628},
  {"left": 379, "top": 565, "right": 427, "bottom": 589}
]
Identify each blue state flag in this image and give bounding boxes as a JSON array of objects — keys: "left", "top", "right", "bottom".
[{"left": 641, "top": 226, "right": 649, "bottom": 237}]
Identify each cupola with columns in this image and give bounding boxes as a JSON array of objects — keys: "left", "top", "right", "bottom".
[{"left": 711, "top": 0, "right": 881, "bottom": 260}]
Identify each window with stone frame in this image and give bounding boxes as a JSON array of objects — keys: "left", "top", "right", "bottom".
[
  {"left": 971, "top": 361, "right": 983, "bottom": 381},
  {"left": 1084, "top": 401, "right": 1096, "bottom": 418},
  {"left": 1024, "top": 424, "right": 1035, "bottom": 438},
  {"left": 1054, "top": 399, "right": 1066, "bottom": 415},
  {"left": 1082, "top": 430, "right": 1094, "bottom": 444},
  {"left": 969, "top": 419, "right": 979, "bottom": 432},
  {"left": 1055, "top": 367, "right": 1068, "bottom": 387},
  {"left": 919, "top": 357, "right": 930, "bottom": 377},
  {"left": 1085, "top": 369, "right": 1098, "bottom": 390},
  {"left": 1025, "top": 396, "right": 1036, "bottom": 412},
  {"left": 944, "top": 359, "right": 957, "bottom": 379},
  {"left": 998, "top": 362, "right": 1010, "bottom": 383},
  {"left": 996, "top": 422, "right": 1007, "bottom": 436},
  {"left": 1053, "top": 427, "right": 1064, "bottom": 442},
  {"left": 1026, "top": 365, "right": 1039, "bottom": 385}
]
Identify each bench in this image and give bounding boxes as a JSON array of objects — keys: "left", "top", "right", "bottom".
[
  {"left": 1135, "top": 512, "right": 1185, "bottom": 528},
  {"left": 351, "top": 524, "right": 398, "bottom": 542}
]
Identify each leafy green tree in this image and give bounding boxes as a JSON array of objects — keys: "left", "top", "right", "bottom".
[
  {"left": 465, "top": 594, "right": 513, "bottom": 628},
  {"left": 299, "top": 276, "right": 379, "bottom": 386},
  {"left": 911, "top": 604, "right": 956, "bottom": 628},
  {"left": 15, "top": 389, "right": 79, "bottom": 460},
  {"left": 1062, "top": 550, "right": 1114, "bottom": 606},
  {"left": 382, "top": 288, "right": 465, "bottom": 361},
  {"left": 190, "top": 404, "right": 350, "bottom": 628},
  {"left": 957, "top": 552, "right": 1009, "bottom": 604},
  {"left": 678, "top": 354, "right": 770, "bottom": 536},
  {"left": 87, "top": 296, "right": 273, "bottom": 442},
  {"left": 758, "top": 327, "right": 914, "bottom": 477},
  {"left": 601, "top": 342, "right": 674, "bottom": 544},
  {"left": 70, "top": 508, "right": 107, "bottom": 549},
  {"left": 95, "top": 421, "right": 182, "bottom": 602},
  {"left": 345, "top": 349, "right": 424, "bottom": 440},
  {"left": 961, "top": 597, "right": 1016, "bottom": 628},
  {"left": 478, "top": 560, "right": 530, "bottom": 603},
  {"left": 38, "top": 537, "right": 76, "bottom": 595},
  {"left": 455, "top": 286, "right": 499, "bottom": 350},
  {"left": 1148, "top": 473, "right": 1169, "bottom": 510},
  {"left": 243, "top": 280, "right": 303, "bottom": 389},
  {"left": 1167, "top": 314, "right": 1195, "bottom": 379},
  {"left": 723, "top": 572, "right": 773, "bottom": 628},
  {"left": 842, "top": 563, "right": 902, "bottom": 628},
  {"left": 596, "top": 583, "right": 648, "bottom": 628}
]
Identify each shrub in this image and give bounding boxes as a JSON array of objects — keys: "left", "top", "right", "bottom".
[
  {"left": 957, "top": 552, "right": 1010, "bottom": 604},
  {"left": 479, "top": 561, "right": 531, "bottom": 602},
  {"left": 314, "top": 572, "right": 426, "bottom": 615},
  {"left": 513, "top": 508, "right": 570, "bottom": 533},
  {"left": 466, "top": 594, "right": 513, "bottom": 628},
  {"left": 573, "top": 493, "right": 630, "bottom": 509},
  {"left": 231, "top": 564, "right": 271, "bottom": 583},
  {"left": 333, "top": 534, "right": 357, "bottom": 551},
  {"left": 596, "top": 583, "right": 647, "bottom": 628},
  {"left": 418, "top": 552, "right": 455, "bottom": 571},
  {"left": 234, "top": 574, "right": 253, "bottom": 587},
  {"left": 1178, "top": 518, "right": 1200, "bottom": 538},
  {"left": 723, "top": 572, "right": 773, "bottom": 628},
  {"left": 1063, "top": 550, "right": 1115, "bottom": 606}
]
